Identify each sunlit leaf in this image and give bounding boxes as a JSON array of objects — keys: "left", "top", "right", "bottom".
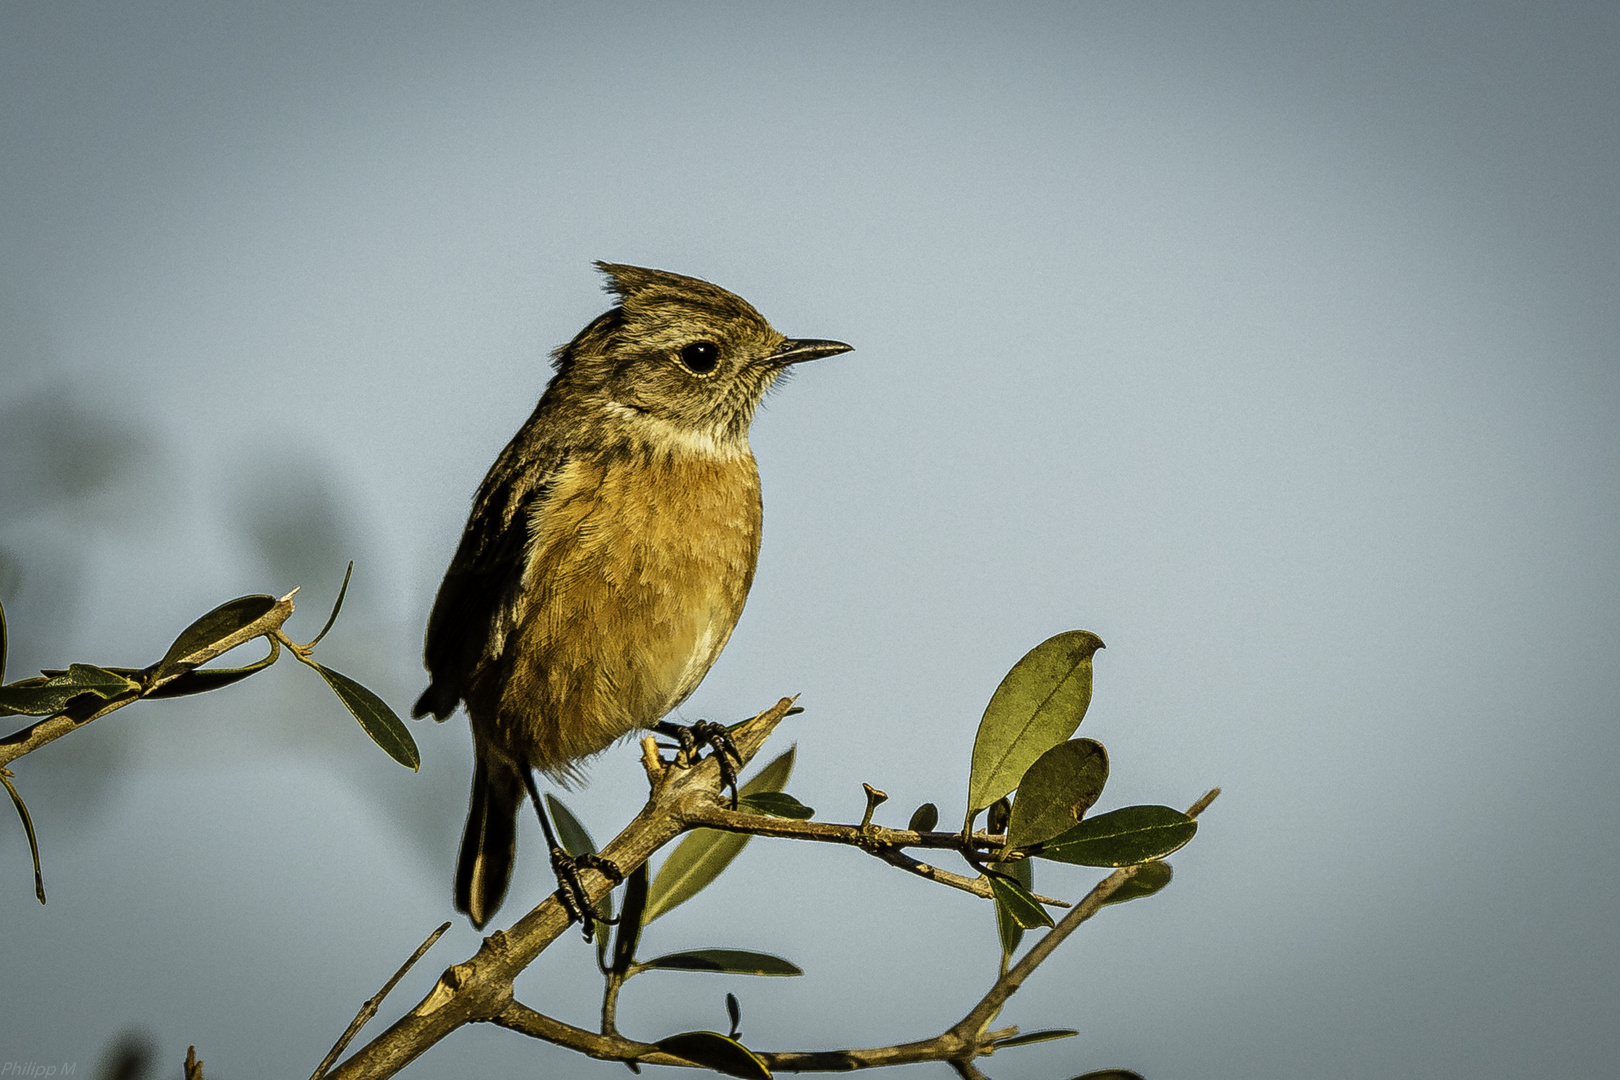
[
  {"left": 1099, "top": 860, "right": 1173, "bottom": 907},
  {"left": 643, "top": 747, "right": 794, "bottom": 922},
  {"left": 1005, "top": 738, "right": 1109, "bottom": 851},
  {"left": 612, "top": 863, "right": 649, "bottom": 976},
  {"left": 640, "top": 950, "right": 802, "bottom": 976},
  {"left": 151, "top": 595, "right": 278, "bottom": 681},
  {"left": 1034, "top": 806, "right": 1196, "bottom": 867},
  {"left": 991, "top": 855, "right": 1036, "bottom": 958},
  {"left": 653, "top": 1031, "right": 771, "bottom": 1080},
  {"left": 907, "top": 802, "right": 939, "bottom": 833},
  {"left": 0, "top": 664, "right": 139, "bottom": 717},
  {"left": 967, "top": 630, "right": 1105, "bottom": 816},
  {"left": 310, "top": 663, "right": 420, "bottom": 771},
  {"left": 987, "top": 864, "right": 1052, "bottom": 931},
  {"left": 736, "top": 791, "right": 813, "bottom": 819},
  {"left": 991, "top": 1029, "right": 1078, "bottom": 1049}
]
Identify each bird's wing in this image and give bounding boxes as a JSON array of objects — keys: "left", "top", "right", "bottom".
[{"left": 414, "top": 444, "right": 564, "bottom": 719}]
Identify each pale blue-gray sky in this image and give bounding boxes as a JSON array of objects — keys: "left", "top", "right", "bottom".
[{"left": 3, "top": 3, "right": 1617, "bottom": 1077}]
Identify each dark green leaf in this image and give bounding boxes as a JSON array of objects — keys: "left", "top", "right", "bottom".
[
  {"left": 652, "top": 1032, "right": 771, "bottom": 1080},
  {"left": 1034, "top": 805, "right": 1196, "bottom": 867},
  {"left": 0, "top": 664, "right": 139, "bottom": 717},
  {"left": 613, "top": 863, "right": 649, "bottom": 976},
  {"left": 311, "top": 663, "right": 420, "bottom": 770},
  {"left": 644, "top": 746, "right": 794, "bottom": 922},
  {"left": 546, "top": 794, "right": 597, "bottom": 857},
  {"left": 305, "top": 561, "right": 354, "bottom": 650},
  {"left": 736, "top": 791, "right": 813, "bottom": 819},
  {"left": 967, "top": 630, "right": 1104, "bottom": 815},
  {"left": 990, "top": 1029, "right": 1078, "bottom": 1049},
  {"left": 1005, "top": 738, "right": 1109, "bottom": 851},
  {"left": 726, "top": 992, "right": 741, "bottom": 1038},
  {"left": 1100, "top": 859, "right": 1173, "bottom": 907},
  {"left": 0, "top": 596, "right": 8, "bottom": 684},
  {"left": 138, "top": 638, "right": 281, "bottom": 699},
  {"left": 1068, "top": 1071, "right": 1145, "bottom": 1080},
  {"left": 907, "top": 802, "right": 939, "bottom": 833},
  {"left": 987, "top": 864, "right": 1053, "bottom": 931},
  {"left": 641, "top": 950, "right": 802, "bottom": 976},
  {"left": 547, "top": 794, "right": 613, "bottom": 953},
  {"left": 152, "top": 595, "right": 277, "bottom": 681},
  {"left": 986, "top": 796, "right": 1012, "bottom": 837},
  {"left": 991, "top": 855, "right": 1036, "bottom": 957},
  {"left": 0, "top": 769, "right": 44, "bottom": 903}
]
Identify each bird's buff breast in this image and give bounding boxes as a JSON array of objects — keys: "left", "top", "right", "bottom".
[{"left": 490, "top": 448, "right": 762, "bottom": 776}]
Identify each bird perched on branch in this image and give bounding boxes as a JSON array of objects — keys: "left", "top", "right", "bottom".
[{"left": 415, "top": 262, "right": 851, "bottom": 930}]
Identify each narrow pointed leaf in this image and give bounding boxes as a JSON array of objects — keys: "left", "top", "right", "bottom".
[
  {"left": 644, "top": 747, "right": 794, "bottom": 922},
  {"left": 612, "top": 862, "right": 649, "bottom": 976},
  {"left": 0, "top": 664, "right": 139, "bottom": 717},
  {"left": 907, "top": 802, "right": 939, "bottom": 833},
  {"left": 1099, "top": 860, "right": 1173, "bottom": 907},
  {"left": 988, "top": 864, "right": 1053, "bottom": 931},
  {"left": 310, "top": 663, "right": 420, "bottom": 770},
  {"left": 546, "top": 794, "right": 598, "bottom": 857},
  {"left": 547, "top": 794, "right": 613, "bottom": 951},
  {"left": 305, "top": 561, "right": 353, "bottom": 649},
  {"left": 967, "top": 630, "right": 1105, "bottom": 815},
  {"left": 991, "top": 855, "right": 1036, "bottom": 957},
  {"left": 152, "top": 595, "right": 278, "bottom": 681},
  {"left": 0, "top": 597, "right": 8, "bottom": 684},
  {"left": 991, "top": 1029, "right": 1079, "bottom": 1049},
  {"left": 736, "top": 791, "right": 813, "bottom": 819},
  {"left": 653, "top": 1032, "right": 771, "bottom": 1080},
  {"left": 1005, "top": 738, "right": 1109, "bottom": 851},
  {"left": 140, "top": 639, "right": 280, "bottom": 699},
  {"left": 1034, "top": 805, "right": 1196, "bottom": 866},
  {"left": 1068, "top": 1071, "right": 1145, "bottom": 1080},
  {"left": 640, "top": 950, "right": 802, "bottom": 976},
  {"left": 0, "top": 770, "right": 44, "bottom": 903},
  {"left": 726, "top": 992, "right": 742, "bottom": 1037}
]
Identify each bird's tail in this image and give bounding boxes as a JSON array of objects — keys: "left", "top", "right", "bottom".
[{"left": 456, "top": 749, "right": 521, "bottom": 929}]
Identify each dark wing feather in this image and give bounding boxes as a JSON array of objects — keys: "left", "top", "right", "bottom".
[{"left": 413, "top": 443, "right": 562, "bottom": 720}]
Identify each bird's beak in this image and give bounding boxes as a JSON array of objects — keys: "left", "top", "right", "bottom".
[{"left": 764, "top": 338, "right": 853, "bottom": 366}]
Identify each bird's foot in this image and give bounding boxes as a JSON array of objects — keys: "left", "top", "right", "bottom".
[
  {"left": 656, "top": 719, "right": 743, "bottom": 808},
  {"left": 548, "top": 847, "right": 624, "bottom": 940}
]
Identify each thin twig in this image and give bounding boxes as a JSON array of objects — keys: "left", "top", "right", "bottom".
[{"left": 310, "top": 922, "right": 451, "bottom": 1080}]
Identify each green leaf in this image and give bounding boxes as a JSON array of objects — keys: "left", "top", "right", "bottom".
[
  {"left": 1004, "top": 738, "right": 1109, "bottom": 851},
  {"left": 726, "top": 992, "right": 742, "bottom": 1037},
  {"left": 653, "top": 1032, "right": 771, "bottom": 1080},
  {"left": 987, "top": 863, "right": 1052, "bottom": 932},
  {"left": 139, "top": 639, "right": 280, "bottom": 699},
  {"left": 546, "top": 794, "right": 598, "bottom": 857},
  {"left": 305, "top": 561, "right": 353, "bottom": 650},
  {"left": 310, "top": 663, "right": 420, "bottom": 771},
  {"left": 967, "top": 630, "right": 1105, "bottom": 816},
  {"left": 0, "top": 769, "right": 45, "bottom": 903},
  {"left": 0, "top": 596, "right": 8, "bottom": 684},
  {"left": 151, "top": 595, "right": 278, "bottom": 681},
  {"left": 736, "top": 791, "right": 813, "bottom": 819},
  {"left": 990, "top": 1028, "right": 1079, "bottom": 1049},
  {"left": 1099, "top": 859, "right": 1173, "bottom": 907},
  {"left": 643, "top": 746, "right": 794, "bottom": 923},
  {"left": 640, "top": 950, "right": 802, "bottom": 976},
  {"left": 612, "top": 862, "right": 649, "bottom": 976},
  {"left": 991, "top": 855, "right": 1036, "bottom": 958},
  {"left": 1034, "top": 806, "right": 1196, "bottom": 867},
  {"left": 1068, "top": 1071, "right": 1145, "bottom": 1080},
  {"left": 547, "top": 794, "right": 613, "bottom": 953},
  {"left": 907, "top": 802, "right": 939, "bottom": 833},
  {"left": 0, "top": 664, "right": 139, "bottom": 717}
]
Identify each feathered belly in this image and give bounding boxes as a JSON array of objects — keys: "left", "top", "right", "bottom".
[{"left": 491, "top": 450, "right": 762, "bottom": 776}]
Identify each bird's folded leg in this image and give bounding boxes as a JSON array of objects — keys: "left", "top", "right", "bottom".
[{"left": 656, "top": 719, "right": 742, "bottom": 808}]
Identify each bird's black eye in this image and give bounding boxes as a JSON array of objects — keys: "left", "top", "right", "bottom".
[{"left": 679, "top": 340, "right": 720, "bottom": 375}]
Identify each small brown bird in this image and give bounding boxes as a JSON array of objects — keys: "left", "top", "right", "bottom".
[{"left": 415, "top": 262, "right": 850, "bottom": 929}]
